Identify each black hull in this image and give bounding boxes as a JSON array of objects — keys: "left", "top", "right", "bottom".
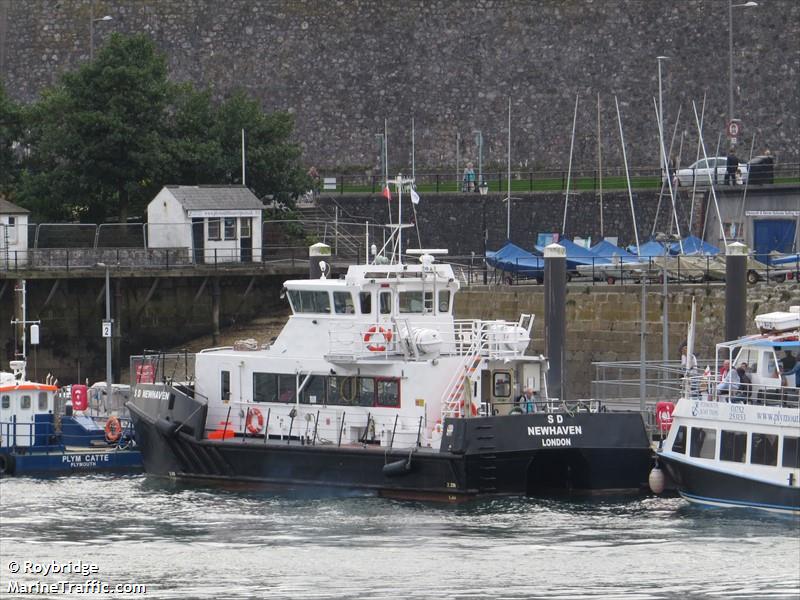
[
  {"left": 660, "top": 454, "right": 800, "bottom": 514},
  {"left": 128, "top": 386, "right": 653, "bottom": 501}
]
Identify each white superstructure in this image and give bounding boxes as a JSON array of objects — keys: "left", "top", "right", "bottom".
[{"left": 191, "top": 252, "right": 546, "bottom": 449}]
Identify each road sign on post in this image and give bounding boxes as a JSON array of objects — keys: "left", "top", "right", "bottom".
[
  {"left": 102, "top": 319, "right": 113, "bottom": 338},
  {"left": 727, "top": 119, "right": 742, "bottom": 139}
]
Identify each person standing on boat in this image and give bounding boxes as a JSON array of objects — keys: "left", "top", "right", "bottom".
[
  {"left": 718, "top": 361, "right": 740, "bottom": 397},
  {"left": 780, "top": 350, "right": 797, "bottom": 372},
  {"left": 517, "top": 387, "right": 537, "bottom": 413}
]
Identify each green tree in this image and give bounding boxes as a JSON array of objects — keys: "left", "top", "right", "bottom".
[
  {"left": 18, "top": 33, "right": 171, "bottom": 222},
  {"left": 0, "top": 81, "right": 22, "bottom": 193}
]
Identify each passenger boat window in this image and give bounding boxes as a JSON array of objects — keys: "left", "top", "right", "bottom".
[
  {"left": 379, "top": 291, "right": 392, "bottom": 315},
  {"left": 333, "top": 292, "right": 355, "bottom": 314},
  {"left": 438, "top": 290, "right": 451, "bottom": 313},
  {"left": 359, "top": 292, "right": 372, "bottom": 315},
  {"left": 207, "top": 217, "right": 221, "bottom": 240},
  {"left": 301, "top": 376, "right": 327, "bottom": 405},
  {"left": 720, "top": 430, "right": 747, "bottom": 463},
  {"left": 493, "top": 372, "right": 511, "bottom": 398},
  {"left": 671, "top": 425, "right": 687, "bottom": 454},
  {"left": 329, "top": 376, "right": 358, "bottom": 406},
  {"left": 376, "top": 378, "right": 400, "bottom": 408},
  {"left": 750, "top": 433, "right": 778, "bottom": 466},
  {"left": 37, "top": 392, "right": 48, "bottom": 411},
  {"left": 221, "top": 371, "right": 231, "bottom": 401},
  {"left": 20, "top": 395, "right": 32, "bottom": 410},
  {"left": 288, "top": 290, "right": 331, "bottom": 314},
  {"left": 278, "top": 375, "right": 296, "bottom": 403},
  {"left": 1, "top": 395, "right": 9, "bottom": 409},
  {"left": 782, "top": 437, "right": 800, "bottom": 468},
  {"left": 357, "top": 377, "right": 375, "bottom": 406},
  {"left": 253, "top": 373, "right": 277, "bottom": 403},
  {"left": 223, "top": 217, "right": 237, "bottom": 240},
  {"left": 399, "top": 291, "right": 424, "bottom": 313},
  {"left": 689, "top": 427, "right": 716, "bottom": 459}
]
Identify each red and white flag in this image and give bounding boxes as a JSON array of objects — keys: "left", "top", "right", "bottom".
[{"left": 382, "top": 186, "right": 392, "bottom": 201}]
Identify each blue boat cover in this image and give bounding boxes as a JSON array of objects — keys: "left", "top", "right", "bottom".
[
  {"left": 485, "top": 242, "right": 544, "bottom": 273},
  {"left": 590, "top": 240, "right": 640, "bottom": 262},
  {"left": 534, "top": 239, "right": 611, "bottom": 268},
  {"left": 631, "top": 240, "right": 668, "bottom": 257},
  {"left": 669, "top": 235, "right": 720, "bottom": 256},
  {"left": 770, "top": 253, "right": 799, "bottom": 266}
]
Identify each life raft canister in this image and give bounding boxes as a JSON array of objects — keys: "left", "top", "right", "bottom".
[
  {"left": 363, "top": 325, "right": 392, "bottom": 352},
  {"left": 655, "top": 401, "right": 675, "bottom": 432},
  {"left": 104, "top": 416, "right": 123, "bottom": 443},
  {"left": 246, "top": 407, "right": 264, "bottom": 435}
]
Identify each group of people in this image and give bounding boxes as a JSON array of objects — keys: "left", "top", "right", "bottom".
[{"left": 717, "top": 350, "right": 799, "bottom": 400}]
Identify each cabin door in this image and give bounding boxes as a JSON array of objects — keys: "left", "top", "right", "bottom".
[
  {"left": 192, "top": 218, "right": 205, "bottom": 264},
  {"left": 15, "top": 392, "right": 35, "bottom": 447},
  {"left": 240, "top": 218, "right": 253, "bottom": 263}
]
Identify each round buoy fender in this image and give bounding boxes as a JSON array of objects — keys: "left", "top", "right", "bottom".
[
  {"left": 104, "top": 416, "right": 122, "bottom": 443},
  {"left": 648, "top": 466, "right": 665, "bottom": 494},
  {"left": 246, "top": 407, "right": 264, "bottom": 434},
  {"left": 363, "top": 326, "right": 392, "bottom": 352},
  {"left": 0, "top": 453, "right": 15, "bottom": 476}
]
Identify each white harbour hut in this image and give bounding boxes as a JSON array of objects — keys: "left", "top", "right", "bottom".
[
  {"left": 147, "top": 185, "right": 264, "bottom": 264},
  {"left": 0, "top": 197, "right": 30, "bottom": 269}
]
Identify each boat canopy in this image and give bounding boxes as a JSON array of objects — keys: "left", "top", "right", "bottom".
[
  {"left": 631, "top": 240, "right": 668, "bottom": 257},
  {"left": 485, "top": 242, "right": 544, "bottom": 273},
  {"left": 590, "top": 240, "right": 641, "bottom": 262},
  {"left": 670, "top": 235, "right": 720, "bottom": 256},
  {"left": 535, "top": 238, "right": 611, "bottom": 269},
  {"left": 770, "top": 253, "right": 799, "bottom": 266}
]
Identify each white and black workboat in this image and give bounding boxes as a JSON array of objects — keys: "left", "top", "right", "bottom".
[
  {"left": 127, "top": 177, "right": 652, "bottom": 501},
  {"left": 658, "top": 307, "right": 800, "bottom": 515}
]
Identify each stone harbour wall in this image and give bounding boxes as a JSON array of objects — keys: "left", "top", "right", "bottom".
[{"left": 1, "top": 0, "right": 798, "bottom": 171}]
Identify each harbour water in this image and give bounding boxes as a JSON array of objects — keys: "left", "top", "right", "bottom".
[{"left": 1, "top": 475, "right": 798, "bottom": 599}]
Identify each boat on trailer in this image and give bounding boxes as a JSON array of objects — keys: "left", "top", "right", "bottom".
[{"left": 657, "top": 307, "right": 800, "bottom": 515}]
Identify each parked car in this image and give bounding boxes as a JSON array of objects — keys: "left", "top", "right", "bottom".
[
  {"left": 664, "top": 157, "right": 749, "bottom": 187},
  {"left": 747, "top": 155, "right": 775, "bottom": 185}
]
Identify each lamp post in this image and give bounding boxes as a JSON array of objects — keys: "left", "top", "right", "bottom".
[
  {"left": 473, "top": 130, "right": 484, "bottom": 188},
  {"left": 728, "top": 1, "right": 758, "bottom": 127},
  {"left": 89, "top": 13, "right": 113, "bottom": 60},
  {"left": 97, "top": 263, "right": 113, "bottom": 409}
]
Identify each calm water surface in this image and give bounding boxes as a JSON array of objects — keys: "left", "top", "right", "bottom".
[{"left": 0, "top": 475, "right": 798, "bottom": 599}]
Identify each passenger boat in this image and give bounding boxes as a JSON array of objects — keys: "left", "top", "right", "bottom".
[
  {"left": 657, "top": 307, "right": 800, "bottom": 515},
  {"left": 0, "top": 361, "right": 142, "bottom": 476}
]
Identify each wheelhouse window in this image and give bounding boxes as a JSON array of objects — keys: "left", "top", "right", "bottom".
[
  {"left": 493, "top": 372, "right": 511, "bottom": 398},
  {"left": 220, "top": 371, "right": 231, "bottom": 401},
  {"left": 751, "top": 433, "right": 778, "bottom": 466},
  {"left": 782, "top": 437, "right": 800, "bottom": 468},
  {"left": 438, "top": 290, "right": 451, "bottom": 313},
  {"left": 288, "top": 290, "right": 331, "bottom": 314},
  {"left": 359, "top": 292, "right": 372, "bottom": 315},
  {"left": 223, "top": 217, "right": 237, "bottom": 240},
  {"left": 376, "top": 378, "right": 400, "bottom": 408},
  {"left": 689, "top": 427, "right": 716, "bottom": 459},
  {"left": 253, "top": 373, "right": 277, "bottom": 403},
  {"left": 329, "top": 376, "right": 358, "bottom": 406},
  {"left": 1, "top": 395, "right": 9, "bottom": 409},
  {"left": 333, "top": 291, "right": 355, "bottom": 314},
  {"left": 720, "top": 430, "right": 747, "bottom": 463},
  {"left": 38, "top": 392, "right": 48, "bottom": 411},
  {"left": 301, "top": 376, "right": 326, "bottom": 405},
  {"left": 357, "top": 377, "right": 375, "bottom": 407},
  {"left": 208, "top": 218, "right": 221, "bottom": 241},
  {"left": 671, "top": 425, "right": 687, "bottom": 454},
  {"left": 20, "top": 395, "right": 31, "bottom": 410},
  {"left": 379, "top": 291, "right": 392, "bottom": 315},
  {"left": 399, "top": 291, "right": 424, "bottom": 313}
]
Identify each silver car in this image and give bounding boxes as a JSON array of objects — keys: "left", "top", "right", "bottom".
[{"left": 665, "top": 157, "right": 749, "bottom": 187}]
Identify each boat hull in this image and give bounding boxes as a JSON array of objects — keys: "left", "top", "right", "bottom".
[
  {"left": 128, "top": 389, "right": 653, "bottom": 501},
  {"left": 0, "top": 447, "right": 142, "bottom": 477},
  {"left": 660, "top": 454, "right": 800, "bottom": 515}
]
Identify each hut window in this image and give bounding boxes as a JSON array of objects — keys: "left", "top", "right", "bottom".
[
  {"left": 208, "top": 218, "right": 221, "bottom": 240},
  {"left": 224, "top": 217, "right": 237, "bottom": 240}
]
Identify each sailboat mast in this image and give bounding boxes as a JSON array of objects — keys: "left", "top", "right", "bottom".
[
  {"left": 507, "top": 97, "right": 511, "bottom": 239},
  {"left": 597, "top": 93, "right": 603, "bottom": 239},
  {"left": 614, "top": 96, "right": 641, "bottom": 254},
  {"left": 562, "top": 93, "right": 579, "bottom": 236}
]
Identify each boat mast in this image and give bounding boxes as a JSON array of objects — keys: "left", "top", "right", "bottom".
[
  {"left": 562, "top": 93, "right": 579, "bottom": 236},
  {"left": 692, "top": 100, "right": 728, "bottom": 248},
  {"left": 614, "top": 95, "right": 640, "bottom": 255},
  {"left": 654, "top": 97, "right": 683, "bottom": 254}
]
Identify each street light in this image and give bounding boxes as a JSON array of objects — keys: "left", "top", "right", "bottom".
[
  {"left": 729, "top": 1, "right": 758, "bottom": 128},
  {"left": 90, "top": 14, "right": 113, "bottom": 60},
  {"left": 97, "top": 263, "right": 113, "bottom": 410}
]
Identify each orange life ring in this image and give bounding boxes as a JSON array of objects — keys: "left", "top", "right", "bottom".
[
  {"left": 105, "top": 416, "right": 122, "bottom": 443},
  {"left": 363, "top": 325, "right": 392, "bottom": 352},
  {"left": 246, "top": 407, "right": 264, "bottom": 435}
]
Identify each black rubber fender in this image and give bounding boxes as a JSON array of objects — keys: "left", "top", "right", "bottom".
[
  {"left": 155, "top": 418, "right": 179, "bottom": 439},
  {"left": 383, "top": 458, "right": 413, "bottom": 477}
]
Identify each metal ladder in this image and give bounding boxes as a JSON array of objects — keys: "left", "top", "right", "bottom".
[{"left": 440, "top": 322, "right": 486, "bottom": 419}]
